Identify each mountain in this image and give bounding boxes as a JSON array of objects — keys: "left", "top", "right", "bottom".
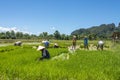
[{"left": 71, "top": 23, "right": 120, "bottom": 39}]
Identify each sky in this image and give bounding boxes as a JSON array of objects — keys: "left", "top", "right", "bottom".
[{"left": 0, "top": 0, "right": 120, "bottom": 35}]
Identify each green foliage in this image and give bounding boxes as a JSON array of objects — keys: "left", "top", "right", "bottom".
[
  {"left": 0, "top": 30, "right": 72, "bottom": 40},
  {"left": 0, "top": 41, "right": 120, "bottom": 80},
  {"left": 54, "top": 30, "right": 61, "bottom": 40},
  {"left": 80, "top": 44, "right": 84, "bottom": 48},
  {"left": 71, "top": 23, "right": 120, "bottom": 39}
]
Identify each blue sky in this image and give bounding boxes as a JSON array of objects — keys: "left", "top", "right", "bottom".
[{"left": 0, "top": 0, "right": 120, "bottom": 35}]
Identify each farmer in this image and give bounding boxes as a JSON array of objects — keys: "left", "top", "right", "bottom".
[
  {"left": 97, "top": 40, "right": 104, "bottom": 50},
  {"left": 54, "top": 43, "right": 59, "bottom": 48},
  {"left": 14, "top": 41, "right": 22, "bottom": 46},
  {"left": 84, "top": 36, "right": 89, "bottom": 50},
  {"left": 42, "top": 40, "right": 49, "bottom": 48},
  {"left": 37, "top": 46, "right": 50, "bottom": 60},
  {"left": 72, "top": 35, "right": 77, "bottom": 50}
]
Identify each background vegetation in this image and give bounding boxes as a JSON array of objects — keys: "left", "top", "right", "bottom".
[
  {"left": 0, "top": 22, "right": 120, "bottom": 79},
  {"left": 0, "top": 22, "right": 120, "bottom": 40},
  {"left": 0, "top": 40, "right": 120, "bottom": 80},
  {"left": 71, "top": 23, "right": 120, "bottom": 39}
]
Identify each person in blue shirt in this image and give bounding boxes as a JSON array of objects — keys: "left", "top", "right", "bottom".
[
  {"left": 84, "top": 36, "right": 89, "bottom": 50},
  {"left": 42, "top": 40, "right": 49, "bottom": 48},
  {"left": 44, "top": 40, "right": 49, "bottom": 48}
]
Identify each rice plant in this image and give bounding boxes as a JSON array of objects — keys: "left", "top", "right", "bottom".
[{"left": 0, "top": 40, "right": 120, "bottom": 80}]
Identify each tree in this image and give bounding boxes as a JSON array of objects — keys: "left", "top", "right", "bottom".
[
  {"left": 10, "top": 30, "right": 16, "bottom": 39},
  {"left": 118, "top": 22, "right": 120, "bottom": 27},
  {"left": 16, "top": 32, "right": 23, "bottom": 39},
  {"left": 38, "top": 32, "right": 48, "bottom": 39},
  {"left": 31, "top": 34, "right": 37, "bottom": 39},
  {"left": 61, "top": 34, "right": 66, "bottom": 40},
  {"left": 5, "top": 31, "right": 11, "bottom": 39},
  {"left": 54, "top": 30, "right": 61, "bottom": 40},
  {"left": 48, "top": 34, "right": 54, "bottom": 39},
  {"left": 42, "top": 32, "right": 48, "bottom": 38},
  {"left": 88, "top": 34, "right": 92, "bottom": 40},
  {"left": 39, "top": 33, "right": 43, "bottom": 39},
  {"left": 0, "top": 32, "right": 6, "bottom": 39},
  {"left": 65, "top": 35, "right": 70, "bottom": 40},
  {"left": 23, "top": 33, "right": 30, "bottom": 39}
]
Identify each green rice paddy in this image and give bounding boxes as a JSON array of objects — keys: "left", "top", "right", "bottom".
[{"left": 0, "top": 40, "right": 120, "bottom": 80}]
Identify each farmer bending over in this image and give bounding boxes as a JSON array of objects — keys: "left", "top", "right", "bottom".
[
  {"left": 14, "top": 41, "right": 22, "bottom": 46},
  {"left": 54, "top": 43, "right": 59, "bottom": 48},
  {"left": 97, "top": 40, "right": 104, "bottom": 50},
  {"left": 37, "top": 46, "right": 50, "bottom": 60}
]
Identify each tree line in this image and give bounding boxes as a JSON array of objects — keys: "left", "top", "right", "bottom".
[
  {"left": 0, "top": 22, "right": 120, "bottom": 40},
  {"left": 0, "top": 30, "right": 72, "bottom": 40}
]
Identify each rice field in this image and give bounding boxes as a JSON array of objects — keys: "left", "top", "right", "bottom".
[{"left": 0, "top": 40, "right": 120, "bottom": 80}]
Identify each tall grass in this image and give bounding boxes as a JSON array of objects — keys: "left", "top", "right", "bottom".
[{"left": 0, "top": 40, "right": 120, "bottom": 80}]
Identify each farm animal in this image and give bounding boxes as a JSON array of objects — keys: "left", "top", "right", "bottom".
[{"left": 14, "top": 41, "right": 22, "bottom": 46}]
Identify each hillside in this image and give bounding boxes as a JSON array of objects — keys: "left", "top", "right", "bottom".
[{"left": 71, "top": 23, "right": 120, "bottom": 38}]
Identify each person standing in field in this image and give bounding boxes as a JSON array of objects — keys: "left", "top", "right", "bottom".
[
  {"left": 84, "top": 36, "right": 89, "bottom": 50},
  {"left": 72, "top": 35, "right": 77, "bottom": 50},
  {"left": 37, "top": 46, "right": 50, "bottom": 60}
]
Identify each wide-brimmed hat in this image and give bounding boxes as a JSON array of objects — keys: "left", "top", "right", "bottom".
[
  {"left": 73, "top": 35, "right": 76, "bottom": 38},
  {"left": 54, "top": 43, "right": 58, "bottom": 46},
  {"left": 37, "top": 46, "right": 45, "bottom": 51}
]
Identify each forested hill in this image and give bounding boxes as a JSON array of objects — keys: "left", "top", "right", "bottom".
[{"left": 71, "top": 23, "right": 120, "bottom": 38}]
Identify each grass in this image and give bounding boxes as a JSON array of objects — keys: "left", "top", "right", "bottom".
[{"left": 0, "top": 40, "right": 120, "bottom": 80}]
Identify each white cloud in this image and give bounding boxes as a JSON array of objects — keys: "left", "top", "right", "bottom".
[
  {"left": 0, "top": 26, "right": 31, "bottom": 34},
  {"left": 0, "top": 27, "right": 19, "bottom": 32}
]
